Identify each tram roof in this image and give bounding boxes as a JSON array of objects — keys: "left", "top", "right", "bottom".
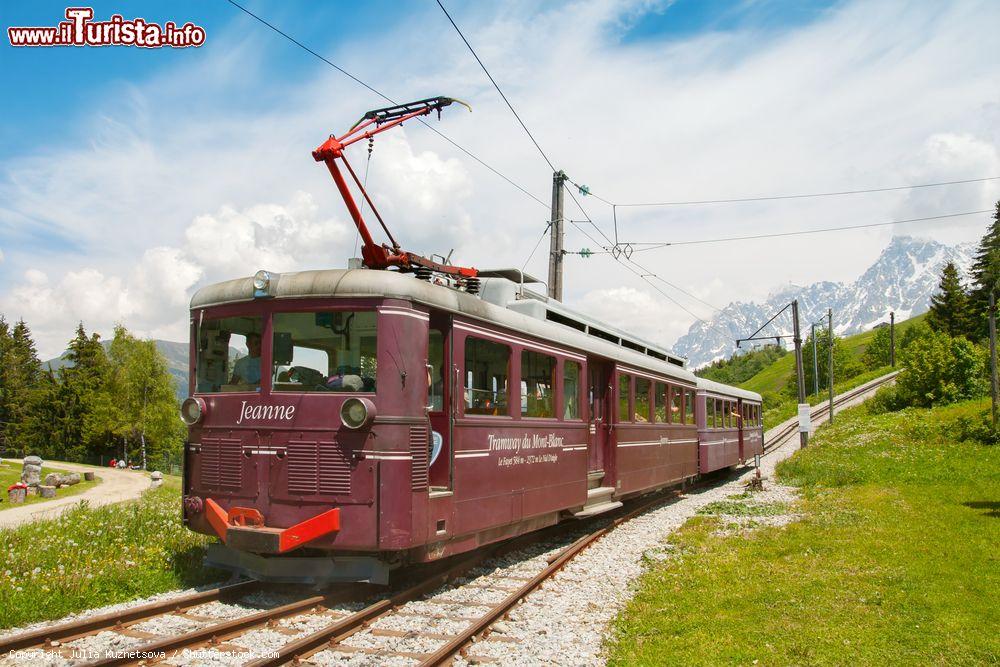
[
  {"left": 191, "top": 268, "right": 706, "bottom": 385},
  {"left": 695, "top": 377, "right": 763, "bottom": 402}
]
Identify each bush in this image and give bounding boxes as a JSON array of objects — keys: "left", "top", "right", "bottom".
[
  {"left": 867, "top": 384, "right": 906, "bottom": 414},
  {"left": 895, "top": 331, "right": 988, "bottom": 407},
  {"left": 955, "top": 410, "right": 1000, "bottom": 446}
]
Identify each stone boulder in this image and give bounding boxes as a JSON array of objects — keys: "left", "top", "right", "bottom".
[
  {"left": 43, "top": 472, "right": 82, "bottom": 488},
  {"left": 21, "top": 456, "right": 43, "bottom": 487},
  {"left": 38, "top": 485, "right": 56, "bottom": 499},
  {"left": 150, "top": 470, "right": 163, "bottom": 489}
]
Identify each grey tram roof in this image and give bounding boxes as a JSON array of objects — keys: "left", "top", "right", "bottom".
[
  {"left": 695, "top": 377, "right": 762, "bottom": 402},
  {"left": 190, "top": 267, "right": 759, "bottom": 400}
]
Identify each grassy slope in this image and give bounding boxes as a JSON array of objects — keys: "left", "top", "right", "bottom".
[
  {"left": 0, "top": 476, "right": 223, "bottom": 630},
  {"left": 607, "top": 399, "right": 1000, "bottom": 665},
  {"left": 0, "top": 460, "right": 100, "bottom": 511},
  {"left": 741, "top": 313, "right": 926, "bottom": 427}
]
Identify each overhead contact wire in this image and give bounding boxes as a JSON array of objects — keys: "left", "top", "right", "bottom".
[{"left": 225, "top": 0, "right": 548, "bottom": 209}]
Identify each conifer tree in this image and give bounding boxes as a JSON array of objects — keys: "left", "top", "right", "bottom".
[
  {"left": 0, "top": 316, "right": 12, "bottom": 450},
  {"left": 57, "top": 323, "right": 109, "bottom": 459},
  {"left": 927, "top": 262, "right": 971, "bottom": 338},
  {"left": 968, "top": 200, "right": 1000, "bottom": 340},
  {"left": 5, "top": 319, "right": 42, "bottom": 454}
]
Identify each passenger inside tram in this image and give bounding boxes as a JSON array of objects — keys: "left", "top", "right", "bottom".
[{"left": 230, "top": 333, "right": 262, "bottom": 386}]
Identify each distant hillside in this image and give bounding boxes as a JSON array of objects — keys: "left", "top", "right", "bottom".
[
  {"left": 739, "top": 312, "right": 926, "bottom": 397},
  {"left": 45, "top": 340, "right": 190, "bottom": 401}
]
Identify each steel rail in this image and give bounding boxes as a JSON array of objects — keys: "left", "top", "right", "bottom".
[
  {"left": 0, "top": 579, "right": 258, "bottom": 653},
  {"left": 416, "top": 493, "right": 674, "bottom": 666},
  {"left": 244, "top": 550, "right": 493, "bottom": 667},
  {"left": 85, "top": 589, "right": 359, "bottom": 667}
]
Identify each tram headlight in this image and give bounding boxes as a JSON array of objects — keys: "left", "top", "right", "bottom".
[
  {"left": 180, "top": 397, "right": 206, "bottom": 426},
  {"left": 340, "top": 397, "right": 376, "bottom": 430},
  {"left": 253, "top": 269, "right": 274, "bottom": 298}
]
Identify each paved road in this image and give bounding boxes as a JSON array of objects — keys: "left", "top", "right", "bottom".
[{"left": 0, "top": 460, "right": 149, "bottom": 530}]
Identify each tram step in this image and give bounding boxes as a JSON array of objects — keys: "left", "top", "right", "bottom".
[
  {"left": 586, "top": 486, "right": 615, "bottom": 503},
  {"left": 571, "top": 500, "right": 623, "bottom": 518}
]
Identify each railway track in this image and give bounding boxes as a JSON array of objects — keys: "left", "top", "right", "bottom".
[
  {"left": 0, "top": 493, "right": 673, "bottom": 667},
  {"left": 0, "top": 373, "right": 898, "bottom": 667},
  {"left": 763, "top": 370, "right": 899, "bottom": 453}
]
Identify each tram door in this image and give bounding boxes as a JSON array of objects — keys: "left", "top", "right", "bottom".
[
  {"left": 588, "top": 359, "right": 613, "bottom": 477},
  {"left": 428, "top": 315, "right": 453, "bottom": 490}
]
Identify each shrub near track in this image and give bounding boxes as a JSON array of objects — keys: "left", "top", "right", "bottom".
[
  {"left": 0, "top": 477, "right": 223, "bottom": 630},
  {"left": 608, "top": 400, "right": 1000, "bottom": 665}
]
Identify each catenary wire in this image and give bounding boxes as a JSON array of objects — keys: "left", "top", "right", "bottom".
[
  {"left": 564, "top": 187, "right": 717, "bottom": 319},
  {"left": 566, "top": 175, "right": 1000, "bottom": 208},
  {"left": 610, "top": 209, "right": 992, "bottom": 251},
  {"left": 435, "top": 0, "right": 557, "bottom": 173},
  {"left": 224, "top": 0, "right": 548, "bottom": 209}
]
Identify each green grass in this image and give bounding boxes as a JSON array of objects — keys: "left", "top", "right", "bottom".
[
  {"left": 0, "top": 459, "right": 101, "bottom": 510},
  {"left": 762, "top": 366, "right": 893, "bottom": 427},
  {"left": 0, "top": 477, "right": 224, "bottom": 630},
  {"left": 607, "top": 398, "right": 1000, "bottom": 665}
]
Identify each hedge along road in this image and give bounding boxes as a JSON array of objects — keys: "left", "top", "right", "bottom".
[{"left": 0, "top": 460, "right": 149, "bottom": 529}]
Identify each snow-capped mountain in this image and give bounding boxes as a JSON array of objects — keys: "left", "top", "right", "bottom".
[{"left": 673, "top": 236, "right": 975, "bottom": 369}]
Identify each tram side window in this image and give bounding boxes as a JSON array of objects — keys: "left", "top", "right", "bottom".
[
  {"left": 706, "top": 397, "right": 714, "bottom": 429},
  {"left": 654, "top": 382, "right": 668, "bottom": 423},
  {"left": 271, "top": 311, "right": 377, "bottom": 392},
  {"left": 685, "top": 389, "right": 695, "bottom": 425},
  {"left": 196, "top": 315, "right": 264, "bottom": 393},
  {"left": 618, "top": 374, "right": 631, "bottom": 422},
  {"left": 521, "top": 350, "right": 556, "bottom": 418},
  {"left": 672, "top": 386, "right": 682, "bottom": 424},
  {"left": 715, "top": 399, "right": 724, "bottom": 428},
  {"left": 465, "top": 337, "right": 510, "bottom": 416},
  {"left": 564, "top": 361, "right": 582, "bottom": 420},
  {"left": 634, "top": 377, "right": 651, "bottom": 422},
  {"left": 725, "top": 401, "right": 733, "bottom": 428}
]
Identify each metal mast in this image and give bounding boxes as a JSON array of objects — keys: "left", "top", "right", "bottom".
[{"left": 548, "top": 170, "right": 567, "bottom": 301}]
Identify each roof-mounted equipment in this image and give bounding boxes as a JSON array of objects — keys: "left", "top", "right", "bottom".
[{"left": 313, "top": 96, "right": 480, "bottom": 292}]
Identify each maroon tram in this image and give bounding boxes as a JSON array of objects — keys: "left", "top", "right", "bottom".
[{"left": 179, "top": 98, "right": 763, "bottom": 584}]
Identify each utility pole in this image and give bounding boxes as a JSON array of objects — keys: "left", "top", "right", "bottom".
[
  {"left": 547, "top": 170, "right": 567, "bottom": 301},
  {"left": 811, "top": 322, "right": 819, "bottom": 396},
  {"left": 828, "top": 308, "right": 834, "bottom": 424},
  {"left": 792, "top": 300, "right": 808, "bottom": 448},
  {"left": 889, "top": 311, "right": 896, "bottom": 368},
  {"left": 989, "top": 292, "right": 998, "bottom": 429}
]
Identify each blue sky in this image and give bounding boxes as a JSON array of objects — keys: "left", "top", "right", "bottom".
[
  {"left": 0, "top": 0, "right": 838, "bottom": 157},
  {"left": 1, "top": 0, "right": 998, "bottom": 356}
]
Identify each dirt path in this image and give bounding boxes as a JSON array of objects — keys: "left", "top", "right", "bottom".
[{"left": 0, "top": 460, "right": 149, "bottom": 530}]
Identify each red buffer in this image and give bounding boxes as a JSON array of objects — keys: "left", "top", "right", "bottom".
[{"left": 313, "top": 96, "right": 479, "bottom": 289}]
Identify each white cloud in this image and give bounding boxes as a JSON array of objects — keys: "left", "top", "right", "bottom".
[{"left": 2, "top": 0, "right": 1000, "bottom": 357}]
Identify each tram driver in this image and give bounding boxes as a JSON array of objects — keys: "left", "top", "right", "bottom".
[{"left": 230, "top": 333, "right": 262, "bottom": 386}]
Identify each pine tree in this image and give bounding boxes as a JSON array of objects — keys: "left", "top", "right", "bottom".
[
  {"left": 0, "top": 316, "right": 12, "bottom": 450},
  {"left": 926, "top": 262, "right": 971, "bottom": 337},
  {"left": 968, "top": 200, "right": 1000, "bottom": 340},
  {"left": 57, "top": 323, "right": 109, "bottom": 460},
  {"left": 5, "top": 319, "right": 42, "bottom": 454}
]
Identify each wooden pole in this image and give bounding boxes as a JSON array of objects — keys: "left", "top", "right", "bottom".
[
  {"left": 547, "top": 170, "right": 567, "bottom": 301},
  {"left": 811, "top": 323, "right": 819, "bottom": 396},
  {"left": 889, "top": 311, "right": 896, "bottom": 368},
  {"left": 828, "top": 308, "right": 834, "bottom": 424},
  {"left": 792, "top": 300, "right": 808, "bottom": 448},
  {"left": 989, "top": 292, "right": 998, "bottom": 430}
]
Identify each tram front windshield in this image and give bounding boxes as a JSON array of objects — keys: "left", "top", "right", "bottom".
[{"left": 194, "top": 311, "right": 377, "bottom": 393}]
